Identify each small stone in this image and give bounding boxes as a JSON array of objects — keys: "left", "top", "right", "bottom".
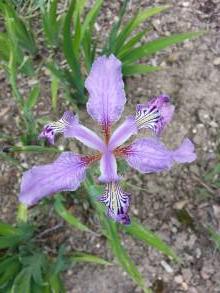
[
  {"left": 195, "top": 248, "right": 201, "bottom": 258},
  {"left": 182, "top": 282, "right": 188, "bottom": 291},
  {"left": 160, "top": 261, "right": 173, "bottom": 273},
  {"left": 209, "top": 121, "right": 218, "bottom": 128},
  {"left": 174, "top": 200, "right": 189, "bottom": 210},
  {"left": 182, "top": 2, "right": 190, "bottom": 7},
  {"left": 213, "top": 57, "right": 220, "bottom": 65},
  {"left": 174, "top": 275, "right": 183, "bottom": 284}
]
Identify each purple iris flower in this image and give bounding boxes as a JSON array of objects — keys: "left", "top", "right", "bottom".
[{"left": 19, "top": 55, "right": 196, "bottom": 225}]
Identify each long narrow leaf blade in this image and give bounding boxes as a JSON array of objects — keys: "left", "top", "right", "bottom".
[
  {"left": 6, "top": 145, "right": 61, "bottom": 153},
  {"left": 122, "top": 64, "right": 160, "bottom": 76},
  {"left": 84, "top": 178, "right": 151, "bottom": 293},
  {"left": 70, "top": 252, "right": 111, "bottom": 265},
  {"left": 114, "top": 6, "right": 169, "bottom": 54},
  {"left": 81, "top": 0, "right": 103, "bottom": 41},
  {"left": 54, "top": 197, "right": 91, "bottom": 232},
  {"left": 104, "top": 221, "right": 151, "bottom": 293},
  {"left": 124, "top": 219, "right": 180, "bottom": 262},
  {"left": 121, "top": 31, "right": 203, "bottom": 63}
]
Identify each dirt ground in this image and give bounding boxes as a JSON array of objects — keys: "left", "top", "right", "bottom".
[{"left": 1, "top": 0, "right": 220, "bottom": 292}]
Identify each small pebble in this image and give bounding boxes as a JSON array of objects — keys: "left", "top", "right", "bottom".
[
  {"left": 161, "top": 261, "right": 173, "bottom": 273},
  {"left": 174, "top": 275, "right": 183, "bottom": 284},
  {"left": 213, "top": 57, "right": 220, "bottom": 65}
]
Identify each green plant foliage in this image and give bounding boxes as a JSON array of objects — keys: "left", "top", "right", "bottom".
[
  {"left": 54, "top": 196, "right": 92, "bottom": 232},
  {"left": 70, "top": 252, "right": 111, "bottom": 266},
  {"left": 86, "top": 183, "right": 144, "bottom": 288},
  {"left": 124, "top": 219, "right": 180, "bottom": 262},
  {"left": 41, "top": 0, "right": 63, "bottom": 48},
  {"left": 0, "top": 2, "right": 37, "bottom": 55},
  {"left": 0, "top": 220, "right": 110, "bottom": 292},
  {"left": 208, "top": 226, "right": 220, "bottom": 251}
]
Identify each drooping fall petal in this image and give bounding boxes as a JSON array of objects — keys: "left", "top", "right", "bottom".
[
  {"left": 97, "top": 182, "right": 131, "bottom": 225},
  {"left": 19, "top": 152, "right": 88, "bottom": 206},
  {"left": 122, "top": 137, "right": 196, "bottom": 173}
]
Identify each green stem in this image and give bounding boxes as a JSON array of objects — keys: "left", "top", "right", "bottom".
[{"left": 17, "top": 203, "right": 28, "bottom": 223}]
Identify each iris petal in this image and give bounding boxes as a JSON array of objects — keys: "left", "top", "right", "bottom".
[
  {"left": 122, "top": 137, "right": 196, "bottom": 173},
  {"left": 39, "top": 111, "right": 104, "bottom": 151},
  {"left": 19, "top": 152, "right": 87, "bottom": 206},
  {"left": 108, "top": 116, "right": 137, "bottom": 150},
  {"left": 135, "top": 95, "right": 175, "bottom": 135},
  {"left": 97, "top": 182, "right": 131, "bottom": 225},
  {"left": 99, "top": 151, "right": 120, "bottom": 183},
  {"left": 85, "top": 55, "right": 126, "bottom": 128}
]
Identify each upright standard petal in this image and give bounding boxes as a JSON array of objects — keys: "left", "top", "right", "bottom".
[
  {"left": 135, "top": 95, "right": 175, "bottom": 135},
  {"left": 39, "top": 111, "right": 104, "bottom": 151},
  {"left": 97, "top": 182, "right": 131, "bottom": 225},
  {"left": 85, "top": 55, "right": 126, "bottom": 128},
  {"left": 108, "top": 116, "right": 137, "bottom": 150},
  {"left": 120, "top": 137, "right": 196, "bottom": 173},
  {"left": 19, "top": 152, "right": 88, "bottom": 206},
  {"left": 99, "top": 151, "right": 120, "bottom": 183},
  {"left": 64, "top": 124, "right": 104, "bottom": 152}
]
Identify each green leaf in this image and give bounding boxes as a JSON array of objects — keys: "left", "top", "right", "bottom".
[
  {"left": 124, "top": 219, "right": 180, "bottom": 262},
  {"left": 63, "top": 0, "right": 81, "bottom": 77},
  {"left": 81, "top": 0, "right": 103, "bottom": 42},
  {"left": 50, "top": 74, "right": 59, "bottom": 112},
  {"left": 1, "top": 2, "right": 37, "bottom": 55},
  {"left": 48, "top": 274, "right": 65, "bottom": 293},
  {"left": 21, "top": 252, "right": 47, "bottom": 285},
  {"left": 54, "top": 197, "right": 91, "bottom": 233},
  {"left": 25, "top": 84, "right": 40, "bottom": 110},
  {"left": 0, "top": 221, "right": 17, "bottom": 236},
  {"left": 0, "top": 224, "right": 33, "bottom": 249},
  {"left": 63, "top": 0, "right": 85, "bottom": 99},
  {"left": 11, "top": 268, "right": 32, "bottom": 293},
  {"left": 104, "top": 221, "right": 151, "bottom": 293},
  {"left": 0, "top": 33, "right": 10, "bottom": 62},
  {"left": 72, "top": 12, "right": 81, "bottom": 56},
  {"left": 114, "top": 5, "right": 169, "bottom": 55},
  {"left": 84, "top": 178, "right": 151, "bottom": 293},
  {"left": 42, "top": 0, "right": 60, "bottom": 47},
  {"left": 75, "top": 0, "right": 88, "bottom": 15},
  {"left": 7, "top": 145, "right": 61, "bottom": 153},
  {"left": 208, "top": 226, "right": 220, "bottom": 251},
  {"left": 114, "top": 6, "right": 169, "bottom": 54},
  {"left": 102, "top": 0, "right": 129, "bottom": 55},
  {"left": 70, "top": 252, "right": 111, "bottom": 265},
  {"left": 117, "top": 29, "right": 149, "bottom": 57},
  {"left": 122, "top": 64, "right": 160, "bottom": 76},
  {"left": 0, "top": 256, "right": 21, "bottom": 287},
  {"left": 121, "top": 31, "right": 204, "bottom": 63}
]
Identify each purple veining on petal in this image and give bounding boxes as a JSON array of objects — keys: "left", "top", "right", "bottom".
[
  {"left": 39, "top": 111, "right": 78, "bottom": 144},
  {"left": 97, "top": 182, "right": 131, "bottom": 225},
  {"left": 19, "top": 152, "right": 87, "bottom": 206},
  {"left": 135, "top": 95, "right": 175, "bottom": 135},
  {"left": 108, "top": 116, "right": 137, "bottom": 150},
  {"left": 85, "top": 54, "right": 126, "bottom": 127},
  {"left": 99, "top": 151, "right": 120, "bottom": 182},
  {"left": 123, "top": 137, "right": 196, "bottom": 174}
]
